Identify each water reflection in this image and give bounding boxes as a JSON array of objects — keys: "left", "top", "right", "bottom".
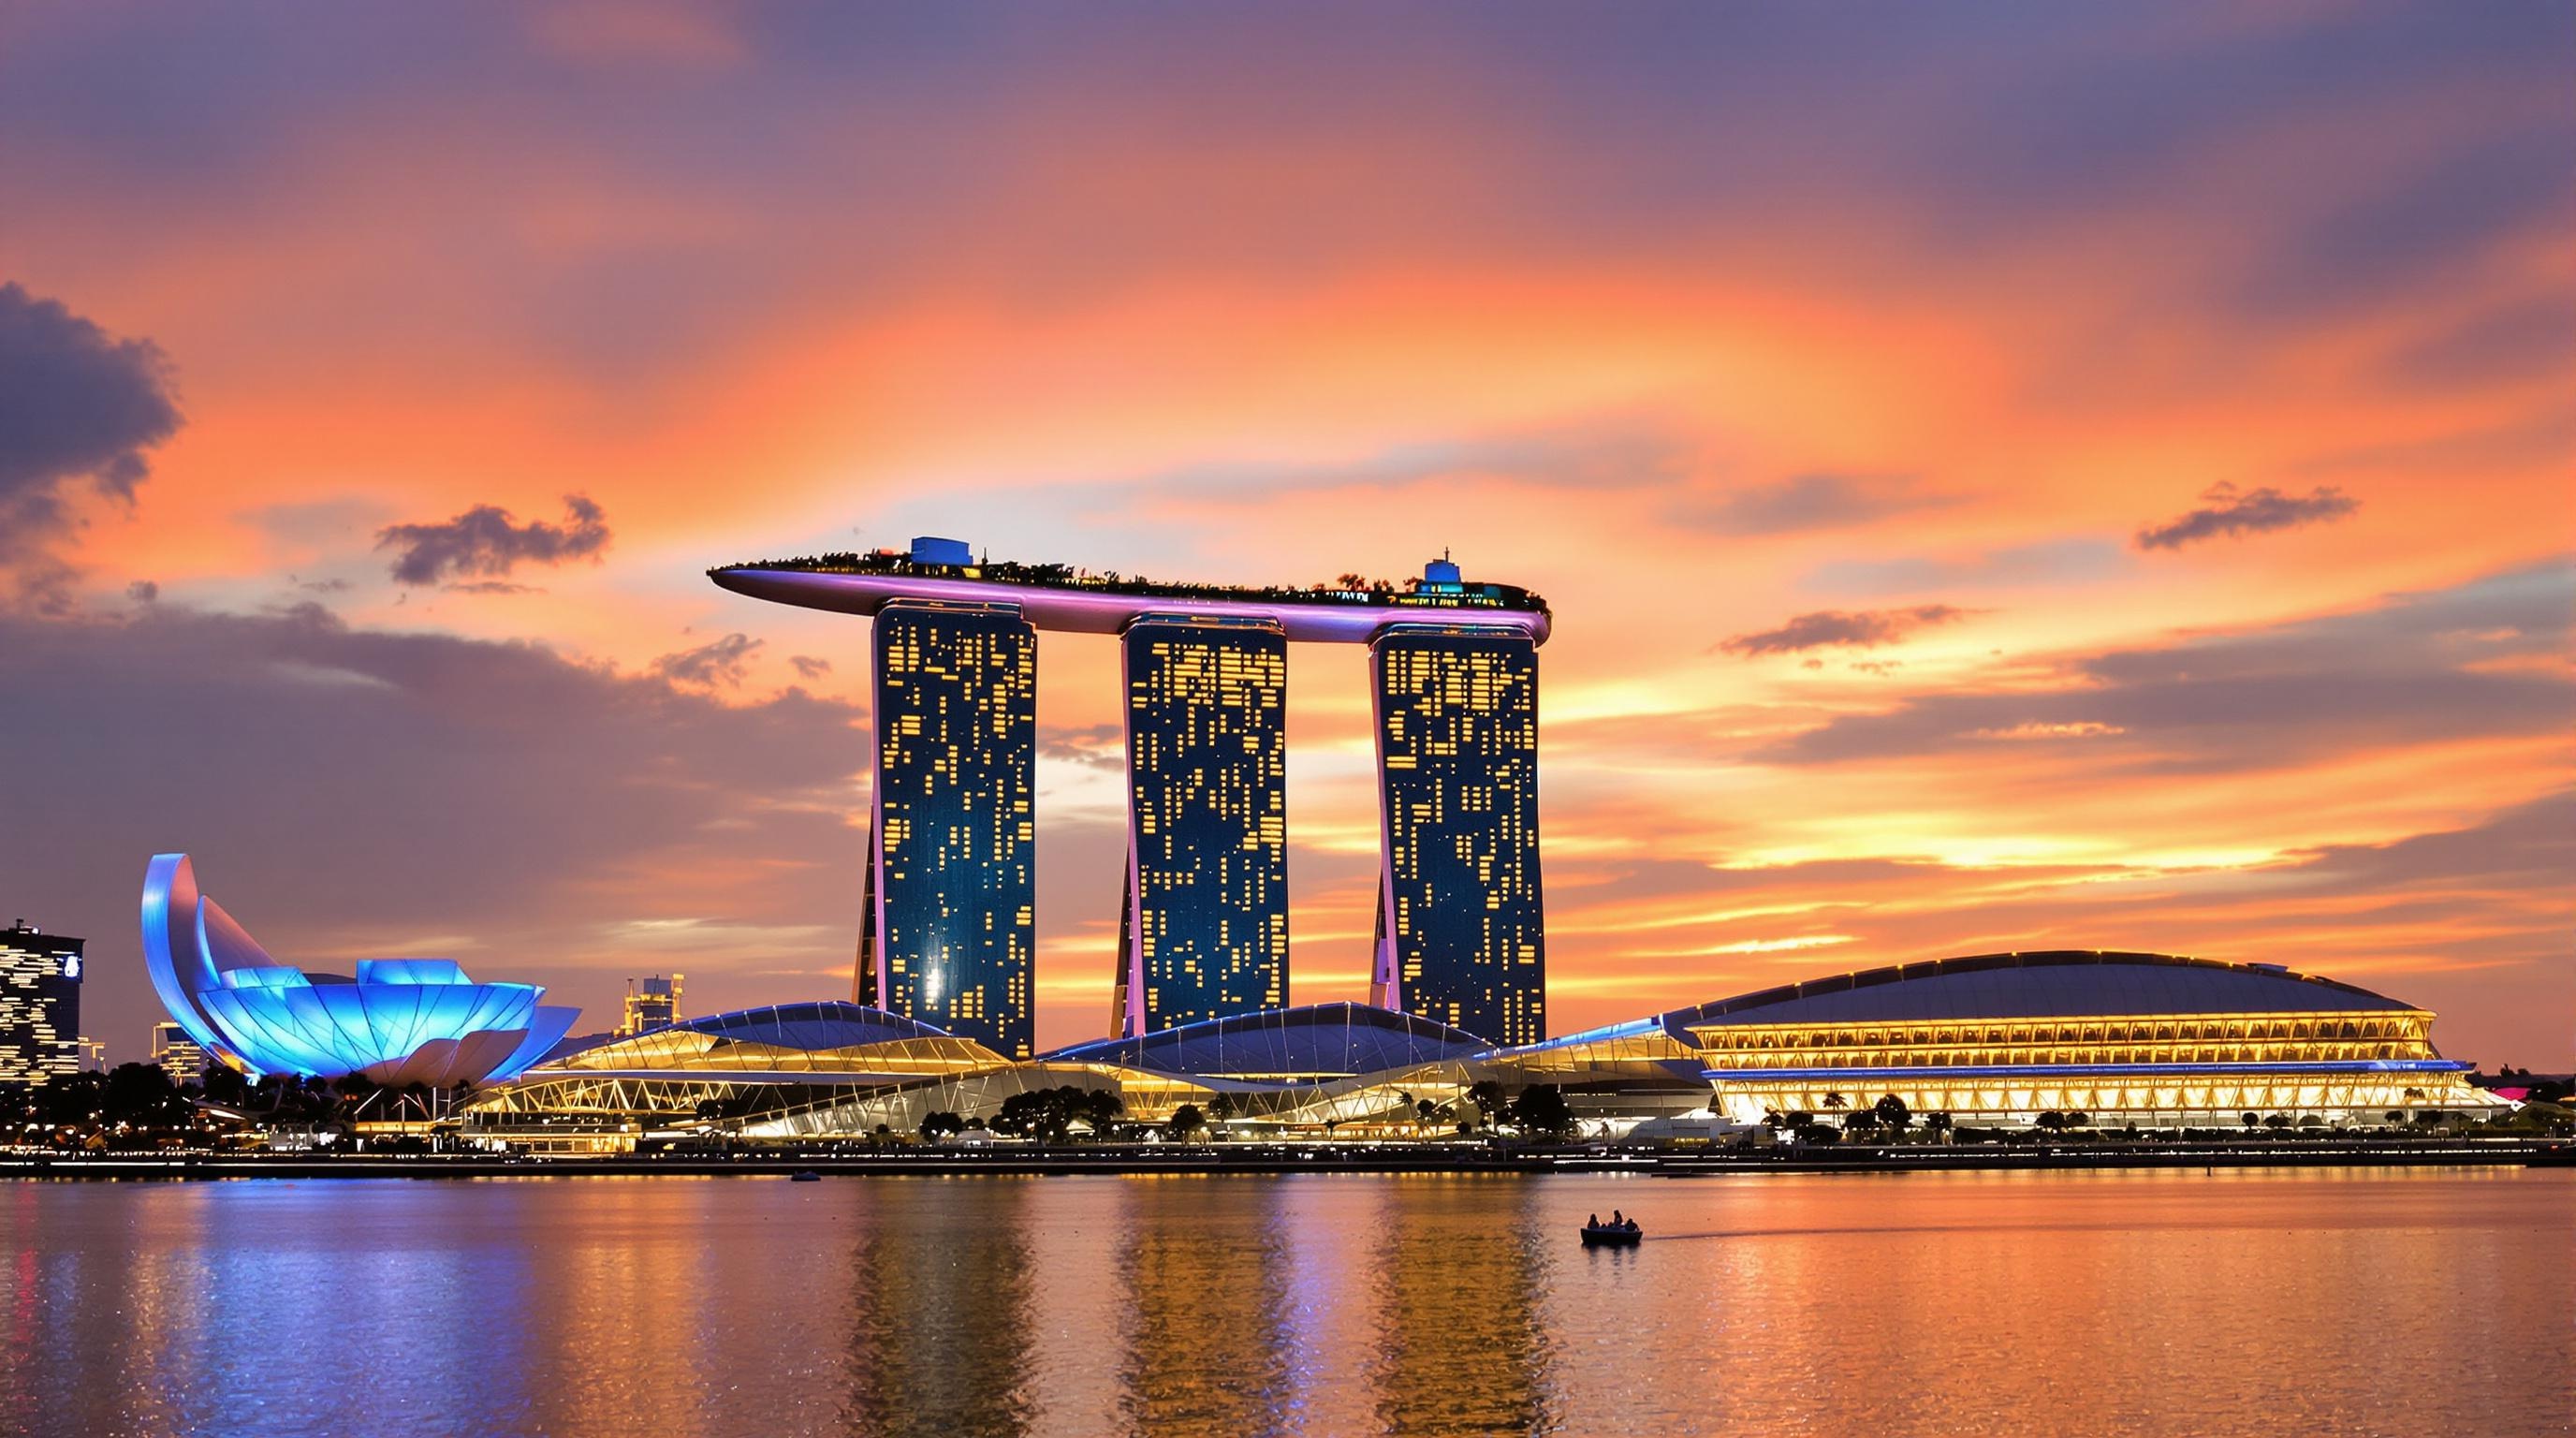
[
  {"left": 2, "top": 1170, "right": 2569, "bottom": 1438},
  {"left": 1368, "top": 1177, "right": 1552, "bottom": 1436},
  {"left": 1114, "top": 1178, "right": 1291, "bottom": 1435},
  {"left": 842, "top": 1179, "right": 1035, "bottom": 1437}
]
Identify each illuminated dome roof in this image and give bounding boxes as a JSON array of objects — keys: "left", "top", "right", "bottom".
[
  {"left": 141, "top": 853, "right": 578, "bottom": 1086},
  {"left": 540, "top": 1001, "right": 1003, "bottom": 1078},
  {"left": 1654, "top": 951, "right": 2416, "bottom": 1035},
  {"left": 1047, "top": 1002, "right": 1490, "bottom": 1081}
]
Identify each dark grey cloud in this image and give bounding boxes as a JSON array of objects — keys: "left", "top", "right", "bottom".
[
  {"left": 2134, "top": 482, "right": 2359, "bottom": 550},
  {"left": 788, "top": 654, "right": 832, "bottom": 681},
  {"left": 652, "top": 632, "right": 763, "bottom": 689},
  {"left": 1720, "top": 604, "right": 1967, "bottom": 656},
  {"left": 375, "top": 493, "right": 610, "bottom": 586},
  {"left": 1679, "top": 474, "right": 1950, "bottom": 536},
  {"left": 1759, "top": 563, "right": 2573, "bottom": 768},
  {"left": 124, "top": 580, "right": 158, "bottom": 603},
  {"left": 0, "top": 601, "right": 868, "bottom": 1057},
  {"left": 0, "top": 282, "right": 182, "bottom": 609}
]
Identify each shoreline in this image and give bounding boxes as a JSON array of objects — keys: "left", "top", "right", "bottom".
[{"left": 6, "top": 1139, "right": 2566, "bottom": 1181}]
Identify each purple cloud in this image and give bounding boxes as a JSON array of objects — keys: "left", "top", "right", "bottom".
[
  {"left": 1720, "top": 605, "right": 1968, "bottom": 656},
  {"left": 652, "top": 632, "right": 763, "bottom": 688},
  {"left": 0, "top": 283, "right": 182, "bottom": 609},
  {"left": 2135, "top": 483, "right": 2359, "bottom": 550},
  {"left": 376, "top": 494, "right": 610, "bottom": 586}
]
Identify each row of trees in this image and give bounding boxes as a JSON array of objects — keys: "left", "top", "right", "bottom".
[
  {"left": 899, "top": 1082, "right": 1587, "bottom": 1146},
  {"left": 5, "top": 1064, "right": 476, "bottom": 1150}
]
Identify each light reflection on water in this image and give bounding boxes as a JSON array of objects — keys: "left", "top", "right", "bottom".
[{"left": 3, "top": 1169, "right": 2569, "bottom": 1437}]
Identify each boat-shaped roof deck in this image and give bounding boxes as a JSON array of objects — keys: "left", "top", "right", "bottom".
[{"left": 710, "top": 547, "right": 1552, "bottom": 645}]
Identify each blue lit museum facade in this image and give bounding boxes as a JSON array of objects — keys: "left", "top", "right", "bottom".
[{"left": 141, "top": 853, "right": 576, "bottom": 1086}]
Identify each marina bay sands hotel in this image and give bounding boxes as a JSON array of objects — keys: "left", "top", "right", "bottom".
[{"left": 711, "top": 537, "right": 1549, "bottom": 1059}]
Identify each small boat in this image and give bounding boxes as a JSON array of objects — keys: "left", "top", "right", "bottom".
[
  {"left": 1580, "top": 1224, "right": 1643, "bottom": 1247},
  {"left": 790, "top": 1169, "right": 823, "bottom": 1182}
]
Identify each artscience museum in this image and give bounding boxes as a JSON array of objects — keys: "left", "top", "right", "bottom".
[{"left": 142, "top": 854, "right": 577, "bottom": 1086}]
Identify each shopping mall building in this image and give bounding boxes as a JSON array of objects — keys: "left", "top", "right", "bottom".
[{"left": 461, "top": 950, "right": 2501, "bottom": 1149}]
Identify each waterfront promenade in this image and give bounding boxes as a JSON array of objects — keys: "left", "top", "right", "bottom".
[{"left": 8, "top": 1137, "right": 2565, "bottom": 1181}]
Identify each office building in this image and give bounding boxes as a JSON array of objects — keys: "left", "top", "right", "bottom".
[{"left": 0, "top": 920, "right": 82, "bottom": 1086}]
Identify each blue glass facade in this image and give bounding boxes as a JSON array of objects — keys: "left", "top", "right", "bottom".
[
  {"left": 1370, "top": 624, "right": 1545, "bottom": 1045},
  {"left": 862, "top": 600, "right": 1038, "bottom": 1059},
  {"left": 1116, "top": 615, "right": 1289, "bottom": 1035}
]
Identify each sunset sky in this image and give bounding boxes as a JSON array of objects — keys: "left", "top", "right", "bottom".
[{"left": 4, "top": 4, "right": 2569, "bottom": 1065}]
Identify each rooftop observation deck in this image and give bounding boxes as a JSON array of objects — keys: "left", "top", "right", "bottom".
[{"left": 710, "top": 538, "right": 1552, "bottom": 645}]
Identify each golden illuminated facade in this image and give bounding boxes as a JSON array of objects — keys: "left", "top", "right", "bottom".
[
  {"left": 863, "top": 600, "right": 1038, "bottom": 1058},
  {"left": 1370, "top": 624, "right": 1544, "bottom": 1045},
  {"left": 1676, "top": 953, "right": 2496, "bottom": 1126},
  {"left": 617, "top": 973, "right": 683, "bottom": 1036},
  {"left": 1116, "top": 616, "right": 1290, "bottom": 1036}
]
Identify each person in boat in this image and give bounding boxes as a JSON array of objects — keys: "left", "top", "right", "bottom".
[
  {"left": 1588, "top": 1213, "right": 1602, "bottom": 1228},
  {"left": 1610, "top": 1210, "right": 1624, "bottom": 1228}
]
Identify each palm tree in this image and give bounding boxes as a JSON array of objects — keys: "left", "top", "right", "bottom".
[{"left": 1872, "top": 1094, "right": 1912, "bottom": 1137}]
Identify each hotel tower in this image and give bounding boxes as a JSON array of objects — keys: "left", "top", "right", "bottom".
[
  {"left": 1113, "top": 615, "right": 1291, "bottom": 1036},
  {"left": 716, "top": 539, "right": 1547, "bottom": 1047},
  {"left": 1369, "top": 612, "right": 1545, "bottom": 1046},
  {"left": 857, "top": 592, "right": 1039, "bottom": 1059}
]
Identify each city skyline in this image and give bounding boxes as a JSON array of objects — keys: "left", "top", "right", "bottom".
[{"left": 0, "top": 5, "right": 2568, "bottom": 1068}]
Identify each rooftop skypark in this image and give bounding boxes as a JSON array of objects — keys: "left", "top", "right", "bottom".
[{"left": 709, "top": 537, "right": 1552, "bottom": 645}]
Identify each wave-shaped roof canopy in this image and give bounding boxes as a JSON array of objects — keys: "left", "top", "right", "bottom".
[
  {"left": 1047, "top": 1002, "right": 1491, "bottom": 1080},
  {"left": 539, "top": 1001, "right": 1003, "bottom": 1078}
]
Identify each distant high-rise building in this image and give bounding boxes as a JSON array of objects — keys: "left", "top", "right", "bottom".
[
  {"left": 0, "top": 921, "right": 83, "bottom": 1086},
  {"left": 151, "top": 1020, "right": 211, "bottom": 1081},
  {"left": 858, "top": 598, "right": 1038, "bottom": 1059},
  {"left": 619, "top": 974, "right": 684, "bottom": 1036},
  {"left": 1115, "top": 615, "right": 1289, "bottom": 1036},
  {"left": 77, "top": 1037, "right": 108, "bottom": 1073},
  {"left": 1370, "top": 620, "right": 1546, "bottom": 1044}
]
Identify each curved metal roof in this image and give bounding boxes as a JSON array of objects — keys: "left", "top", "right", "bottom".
[
  {"left": 673, "top": 1001, "right": 959, "bottom": 1049},
  {"left": 1654, "top": 952, "right": 2416, "bottom": 1034},
  {"left": 1046, "top": 1002, "right": 1490, "bottom": 1079}
]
